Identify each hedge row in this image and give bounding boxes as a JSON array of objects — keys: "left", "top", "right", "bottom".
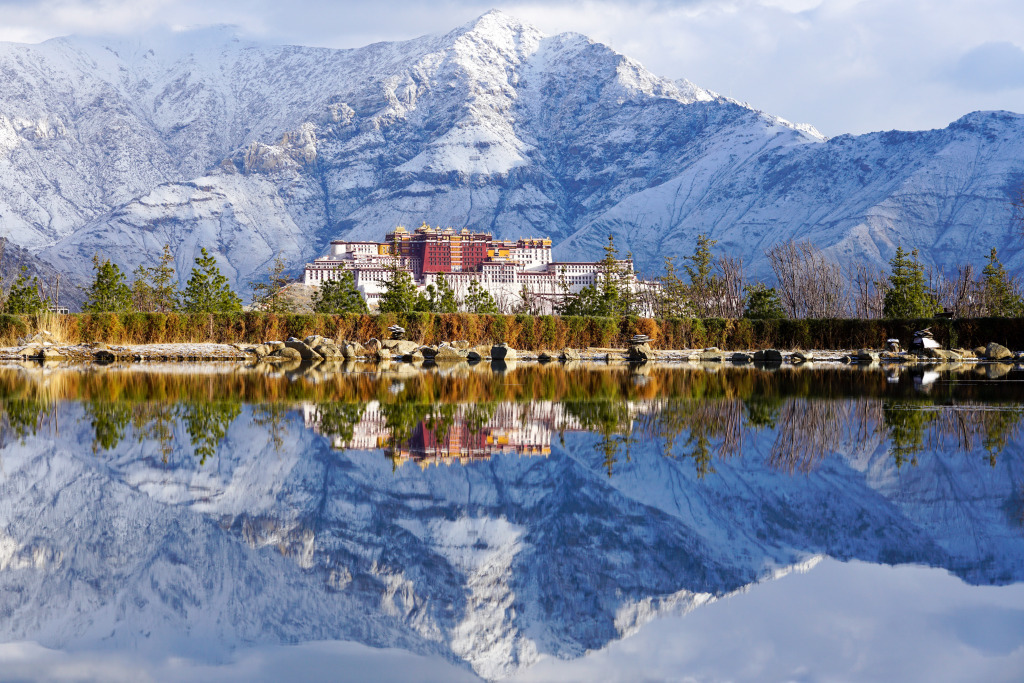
[{"left": 0, "top": 311, "right": 1020, "bottom": 350}]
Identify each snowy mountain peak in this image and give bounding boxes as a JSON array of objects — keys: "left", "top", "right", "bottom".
[{"left": 1, "top": 14, "right": 1022, "bottom": 302}]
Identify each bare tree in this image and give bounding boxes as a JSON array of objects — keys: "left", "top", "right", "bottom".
[
  {"left": 765, "top": 241, "right": 846, "bottom": 318},
  {"left": 715, "top": 254, "right": 745, "bottom": 319},
  {"left": 849, "top": 261, "right": 887, "bottom": 319}
]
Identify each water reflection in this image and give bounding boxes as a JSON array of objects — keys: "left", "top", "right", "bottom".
[{"left": 0, "top": 361, "right": 1023, "bottom": 680}]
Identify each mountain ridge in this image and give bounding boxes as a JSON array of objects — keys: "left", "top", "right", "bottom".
[{"left": 0, "top": 11, "right": 1021, "bottom": 302}]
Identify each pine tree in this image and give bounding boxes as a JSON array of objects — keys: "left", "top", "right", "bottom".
[
  {"left": 883, "top": 247, "right": 938, "bottom": 319},
  {"left": 742, "top": 283, "right": 786, "bottom": 319},
  {"left": 378, "top": 266, "right": 419, "bottom": 313},
  {"left": 131, "top": 265, "right": 156, "bottom": 312},
  {"left": 981, "top": 247, "right": 1023, "bottom": 317},
  {"left": 131, "top": 245, "right": 179, "bottom": 312},
  {"left": 414, "top": 274, "right": 459, "bottom": 313},
  {"left": 658, "top": 256, "right": 689, "bottom": 317},
  {"left": 596, "top": 234, "right": 622, "bottom": 317},
  {"left": 83, "top": 254, "right": 133, "bottom": 313},
  {"left": 3, "top": 266, "right": 48, "bottom": 314},
  {"left": 684, "top": 234, "right": 720, "bottom": 317},
  {"left": 463, "top": 278, "right": 499, "bottom": 314},
  {"left": 312, "top": 269, "right": 368, "bottom": 314},
  {"left": 150, "top": 244, "right": 179, "bottom": 312},
  {"left": 181, "top": 248, "right": 242, "bottom": 313},
  {"left": 249, "top": 253, "right": 294, "bottom": 313}
]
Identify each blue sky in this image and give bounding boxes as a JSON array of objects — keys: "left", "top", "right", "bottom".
[{"left": 2, "top": 0, "right": 1024, "bottom": 137}]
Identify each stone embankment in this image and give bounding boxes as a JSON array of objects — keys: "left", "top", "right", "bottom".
[{"left": 2, "top": 330, "right": 1023, "bottom": 367}]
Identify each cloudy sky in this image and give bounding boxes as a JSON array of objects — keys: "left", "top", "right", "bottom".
[{"left": 2, "top": 0, "right": 1024, "bottom": 137}]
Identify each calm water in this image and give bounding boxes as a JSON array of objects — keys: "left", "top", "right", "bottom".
[{"left": 1, "top": 360, "right": 1023, "bottom": 682}]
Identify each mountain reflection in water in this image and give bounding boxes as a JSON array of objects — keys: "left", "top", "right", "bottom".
[{"left": 0, "top": 361, "right": 1023, "bottom": 680}]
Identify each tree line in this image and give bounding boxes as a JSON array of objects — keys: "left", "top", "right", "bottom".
[{"left": 642, "top": 236, "right": 1023, "bottom": 321}]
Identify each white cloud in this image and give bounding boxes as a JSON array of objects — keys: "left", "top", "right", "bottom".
[{"left": 1, "top": 0, "right": 1024, "bottom": 136}]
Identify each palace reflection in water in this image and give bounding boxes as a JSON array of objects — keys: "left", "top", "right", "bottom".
[{"left": 0, "top": 361, "right": 1023, "bottom": 680}]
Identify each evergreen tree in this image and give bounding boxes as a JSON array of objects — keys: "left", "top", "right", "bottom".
[
  {"left": 981, "top": 247, "right": 1023, "bottom": 317},
  {"left": 150, "top": 244, "right": 180, "bottom": 313},
  {"left": 596, "top": 234, "right": 622, "bottom": 316},
  {"left": 249, "top": 253, "right": 294, "bottom": 313},
  {"left": 559, "top": 284, "right": 602, "bottom": 317},
  {"left": 684, "top": 234, "right": 721, "bottom": 317},
  {"left": 883, "top": 247, "right": 938, "bottom": 319},
  {"left": 312, "top": 269, "right": 368, "bottom": 314},
  {"left": 658, "top": 256, "right": 689, "bottom": 317},
  {"left": 83, "top": 254, "right": 133, "bottom": 313},
  {"left": 742, "top": 283, "right": 786, "bottom": 319},
  {"left": 131, "top": 245, "right": 180, "bottom": 312},
  {"left": 3, "top": 266, "right": 48, "bottom": 314},
  {"left": 181, "top": 248, "right": 242, "bottom": 313},
  {"left": 415, "top": 274, "right": 459, "bottom": 313},
  {"left": 463, "top": 278, "right": 499, "bottom": 314},
  {"left": 131, "top": 265, "right": 156, "bottom": 313},
  {"left": 378, "top": 265, "right": 419, "bottom": 313}
]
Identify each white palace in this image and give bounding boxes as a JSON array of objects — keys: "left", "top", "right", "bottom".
[{"left": 303, "top": 224, "right": 652, "bottom": 313}]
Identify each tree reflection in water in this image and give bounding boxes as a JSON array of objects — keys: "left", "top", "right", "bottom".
[{"left": 0, "top": 362, "right": 1023, "bottom": 476}]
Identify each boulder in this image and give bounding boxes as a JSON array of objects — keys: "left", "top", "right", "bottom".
[
  {"left": 699, "top": 349, "right": 724, "bottom": 362},
  {"left": 94, "top": 349, "right": 117, "bottom": 363},
  {"left": 922, "top": 347, "right": 962, "bottom": 361},
  {"left": 434, "top": 345, "right": 467, "bottom": 362},
  {"left": 753, "top": 349, "right": 784, "bottom": 363},
  {"left": 790, "top": 350, "right": 813, "bottom": 363},
  {"left": 265, "top": 341, "right": 286, "bottom": 352},
  {"left": 537, "top": 351, "right": 554, "bottom": 362},
  {"left": 317, "top": 344, "right": 343, "bottom": 359},
  {"left": 402, "top": 349, "right": 425, "bottom": 363},
  {"left": 984, "top": 342, "right": 1013, "bottom": 360},
  {"left": 285, "top": 340, "right": 323, "bottom": 361},
  {"left": 40, "top": 347, "right": 64, "bottom": 361},
  {"left": 559, "top": 348, "right": 582, "bottom": 362},
  {"left": 730, "top": 352, "right": 753, "bottom": 363},
  {"left": 491, "top": 344, "right": 518, "bottom": 361},
  {"left": 973, "top": 346, "right": 987, "bottom": 356},
  {"left": 392, "top": 340, "right": 420, "bottom": 356},
  {"left": 304, "top": 335, "right": 325, "bottom": 349},
  {"left": 453, "top": 340, "right": 471, "bottom": 350},
  {"left": 466, "top": 350, "right": 483, "bottom": 362},
  {"left": 417, "top": 346, "right": 439, "bottom": 359},
  {"left": 251, "top": 344, "right": 272, "bottom": 359},
  {"left": 364, "top": 338, "right": 382, "bottom": 354},
  {"left": 273, "top": 347, "right": 304, "bottom": 361},
  {"left": 855, "top": 349, "right": 880, "bottom": 363},
  {"left": 627, "top": 343, "right": 652, "bottom": 362}
]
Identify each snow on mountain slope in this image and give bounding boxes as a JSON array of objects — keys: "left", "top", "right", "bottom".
[{"left": 0, "top": 10, "right": 1021, "bottom": 300}]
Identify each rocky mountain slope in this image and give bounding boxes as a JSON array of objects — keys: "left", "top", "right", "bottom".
[{"left": 0, "top": 11, "right": 1022, "bottom": 302}]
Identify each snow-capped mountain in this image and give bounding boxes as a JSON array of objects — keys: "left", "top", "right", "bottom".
[
  {"left": 1, "top": 11, "right": 1022, "bottom": 300},
  {"left": 0, "top": 398, "right": 1021, "bottom": 680}
]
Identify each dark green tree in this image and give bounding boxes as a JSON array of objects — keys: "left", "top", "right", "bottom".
[
  {"left": 181, "top": 248, "right": 242, "bottom": 313},
  {"left": 596, "top": 234, "right": 622, "bottom": 316},
  {"left": 378, "top": 265, "right": 419, "bottom": 313},
  {"left": 415, "top": 274, "right": 459, "bottom": 313},
  {"left": 4, "top": 266, "right": 48, "bottom": 314},
  {"left": 463, "top": 278, "right": 499, "bottom": 314},
  {"left": 658, "top": 256, "right": 689, "bottom": 317},
  {"left": 312, "top": 269, "right": 368, "bottom": 314},
  {"left": 249, "top": 253, "right": 294, "bottom": 313},
  {"left": 684, "top": 234, "right": 721, "bottom": 317},
  {"left": 981, "top": 247, "right": 1023, "bottom": 317},
  {"left": 131, "top": 245, "right": 179, "bottom": 312},
  {"left": 83, "top": 254, "right": 133, "bottom": 313},
  {"left": 883, "top": 247, "right": 938, "bottom": 319},
  {"left": 742, "top": 283, "right": 786, "bottom": 319}
]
